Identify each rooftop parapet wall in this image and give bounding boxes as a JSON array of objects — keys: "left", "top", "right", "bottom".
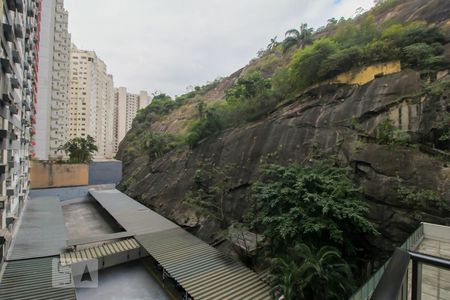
[{"left": 30, "top": 161, "right": 89, "bottom": 189}]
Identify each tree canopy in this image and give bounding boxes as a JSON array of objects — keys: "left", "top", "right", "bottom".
[
  {"left": 253, "top": 162, "right": 377, "bottom": 254},
  {"left": 58, "top": 135, "right": 98, "bottom": 163}
]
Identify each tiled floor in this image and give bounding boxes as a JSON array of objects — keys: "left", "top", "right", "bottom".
[{"left": 416, "top": 238, "right": 450, "bottom": 300}]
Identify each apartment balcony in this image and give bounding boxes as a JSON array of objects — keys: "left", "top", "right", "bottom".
[
  {"left": 15, "top": 0, "right": 24, "bottom": 13},
  {"left": 0, "top": 129, "right": 8, "bottom": 140},
  {"left": 10, "top": 77, "right": 20, "bottom": 89},
  {"left": 1, "top": 58, "right": 13, "bottom": 74},
  {"left": 9, "top": 129, "right": 18, "bottom": 141},
  {"left": 12, "top": 50, "right": 21, "bottom": 64},
  {"left": 11, "top": 88, "right": 20, "bottom": 104},
  {"left": 5, "top": 0, "right": 16, "bottom": 11},
  {"left": 3, "top": 23, "right": 14, "bottom": 42},
  {"left": 26, "top": 7, "right": 35, "bottom": 18},
  {"left": 0, "top": 164, "right": 6, "bottom": 177},
  {"left": 9, "top": 104, "right": 18, "bottom": 115},
  {"left": 6, "top": 188, "right": 15, "bottom": 197},
  {"left": 23, "top": 98, "right": 30, "bottom": 111},
  {"left": 0, "top": 196, "right": 6, "bottom": 210},
  {"left": 8, "top": 158, "right": 15, "bottom": 169},
  {"left": 14, "top": 23, "right": 23, "bottom": 39},
  {"left": 2, "top": 81, "right": 12, "bottom": 104},
  {"left": 25, "top": 23, "right": 31, "bottom": 36},
  {"left": 9, "top": 140, "right": 20, "bottom": 150}
]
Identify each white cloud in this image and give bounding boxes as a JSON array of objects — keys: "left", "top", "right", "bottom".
[{"left": 65, "top": 0, "right": 375, "bottom": 96}]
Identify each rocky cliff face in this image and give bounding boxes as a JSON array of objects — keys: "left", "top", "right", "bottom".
[{"left": 119, "top": 67, "right": 450, "bottom": 255}]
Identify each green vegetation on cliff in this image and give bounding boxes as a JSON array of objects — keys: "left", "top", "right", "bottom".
[
  {"left": 118, "top": 1, "right": 450, "bottom": 299},
  {"left": 253, "top": 162, "right": 377, "bottom": 299}
]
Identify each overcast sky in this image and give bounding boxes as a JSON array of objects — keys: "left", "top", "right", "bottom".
[{"left": 65, "top": 0, "right": 375, "bottom": 96}]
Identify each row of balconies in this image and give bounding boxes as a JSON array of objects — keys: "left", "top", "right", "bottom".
[{"left": 0, "top": 0, "right": 38, "bottom": 209}]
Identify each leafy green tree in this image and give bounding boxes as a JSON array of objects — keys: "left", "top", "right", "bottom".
[
  {"left": 283, "top": 23, "right": 314, "bottom": 52},
  {"left": 58, "top": 135, "right": 98, "bottom": 163},
  {"left": 319, "top": 46, "right": 363, "bottom": 79},
  {"left": 376, "top": 119, "right": 411, "bottom": 146},
  {"left": 435, "top": 112, "right": 450, "bottom": 146},
  {"left": 186, "top": 105, "right": 226, "bottom": 146},
  {"left": 225, "top": 71, "right": 271, "bottom": 103},
  {"left": 290, "top": 38, "right": 339, "bottom": 90},
  {"left": 142, "top": 132, "right": 178, "bottom": 160},
  {"left": 398, "top": 185, "right": 447, "bottom": 214},
  {"left": 402, "top": 43, "right": 436, "bottom": 68},
  {"left": 184, "top": 165, "right": 234, "bottom": 227},
  {"left": 253, "top": 162, "right": 377, "bottom": 254}
]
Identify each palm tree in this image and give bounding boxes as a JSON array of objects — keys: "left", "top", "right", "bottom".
[
  {"left": 271, "top": 244, "right": 354, "bottom": 300},
  {"left": 283, "top": 23, "right": 314, "bottom": 52},
  {"left": 267, "top": 36, "right": 279, "bottom": 51},
  {"left": 271, "top": 257, "right": 301, "bottom": 300}
]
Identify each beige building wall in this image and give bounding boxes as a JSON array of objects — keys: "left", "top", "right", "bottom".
[
  {"left": 113, "top": 87, "right": 150, "bottom": 154},
  {"left": 139, "top": 91, "right": 150, "bottom": 110},
  {"left": 68, "top": 45, "right": 114, "bottom": 158},
  {"left": 104, "top": 75, "right": 115, "bottom": 158},
  {"left": 115, "top": 87, "right": 128, "bottom": 153}
]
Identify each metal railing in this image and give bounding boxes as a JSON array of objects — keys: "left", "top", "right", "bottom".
[
  {"left": 349, "top": 224, "right": 424, "bottom": 300},
  {"left": 370, "top": 249, "right": 450, "bottom": 300}
]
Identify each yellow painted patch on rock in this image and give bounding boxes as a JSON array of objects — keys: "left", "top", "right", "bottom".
[{"left": 329, "top": 61, "right": 401, "bottom": 86}]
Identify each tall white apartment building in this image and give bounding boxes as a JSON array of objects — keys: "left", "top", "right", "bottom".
[
  {"left": 0, "top": 0, "right": 41, "bottom": 263},
  {"left": 113, "top": 87, "right": 150, "bottom": 153},
  {"left": 68, "top": 45, "right": 115, "bottom": 158},
  {"left": 35, "top": 0, "right": 70, "bottom": 160}
]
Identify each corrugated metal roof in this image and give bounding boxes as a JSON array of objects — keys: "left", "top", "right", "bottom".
[
  {"left": 90, "top": 189, "right": 272, "bottom": 300},
  {"left": 89, "top": 189, "right": 179, "bottom": 235},
  {"left": 67, "top": 231, "right": 134, "bottom": 247},
  {"left": 137, "top": 228, "right": 272, "bottom": 300},
  {"left": 7, "top": 197, "right": 69, "bottom": 261},
  {"left": 61, "top": 238, "right": 140, "bottom": 266},
  {"left": 0, "top": 257, "right": 76, "bottom": 300}
]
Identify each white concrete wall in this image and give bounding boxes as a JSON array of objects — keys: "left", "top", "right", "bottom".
[{"left": 35, "top": 0, "right": 56, "bottom": 160}]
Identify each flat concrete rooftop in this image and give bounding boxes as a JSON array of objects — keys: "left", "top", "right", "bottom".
[
  {"left": 63, "top": 200, "right": 123, "bottom": 241},
  {"left": 7, "top": 197, "right": 69, "bottom": 261}
]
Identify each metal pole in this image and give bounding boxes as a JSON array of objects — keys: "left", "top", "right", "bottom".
[{"left": 411, "top": 260, "right": 422, "bottom": 300}]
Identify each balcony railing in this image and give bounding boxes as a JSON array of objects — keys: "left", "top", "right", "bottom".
[
  {"left": 349, "top": 224, "right": 424, "bottom": 300},
  {"left": 371, "top": 249, "right": 450, "bottom": 300}
]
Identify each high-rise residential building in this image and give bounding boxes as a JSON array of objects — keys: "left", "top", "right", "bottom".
[
  {"left": 0, "top": 0, "right": 41, "bottom": 261},
  {"left": 68, "top": 45, "right": 115, "bottom": 158},
  {"left": 35, "top": 0, "right": 70, "bottom": 160},
  {"left": 113, "top": 87, "right": 150, "bottom": 153}
]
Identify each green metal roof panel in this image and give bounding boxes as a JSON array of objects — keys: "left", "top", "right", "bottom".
[
  {"left": 136, "top": 228, "right": 272, "bottom": 300},
  {"left": 7, "top": 197, "right": 69, "bottom": 261},
  {"left": 0, "top": 257, "right": 76, "bottom": 300}
]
